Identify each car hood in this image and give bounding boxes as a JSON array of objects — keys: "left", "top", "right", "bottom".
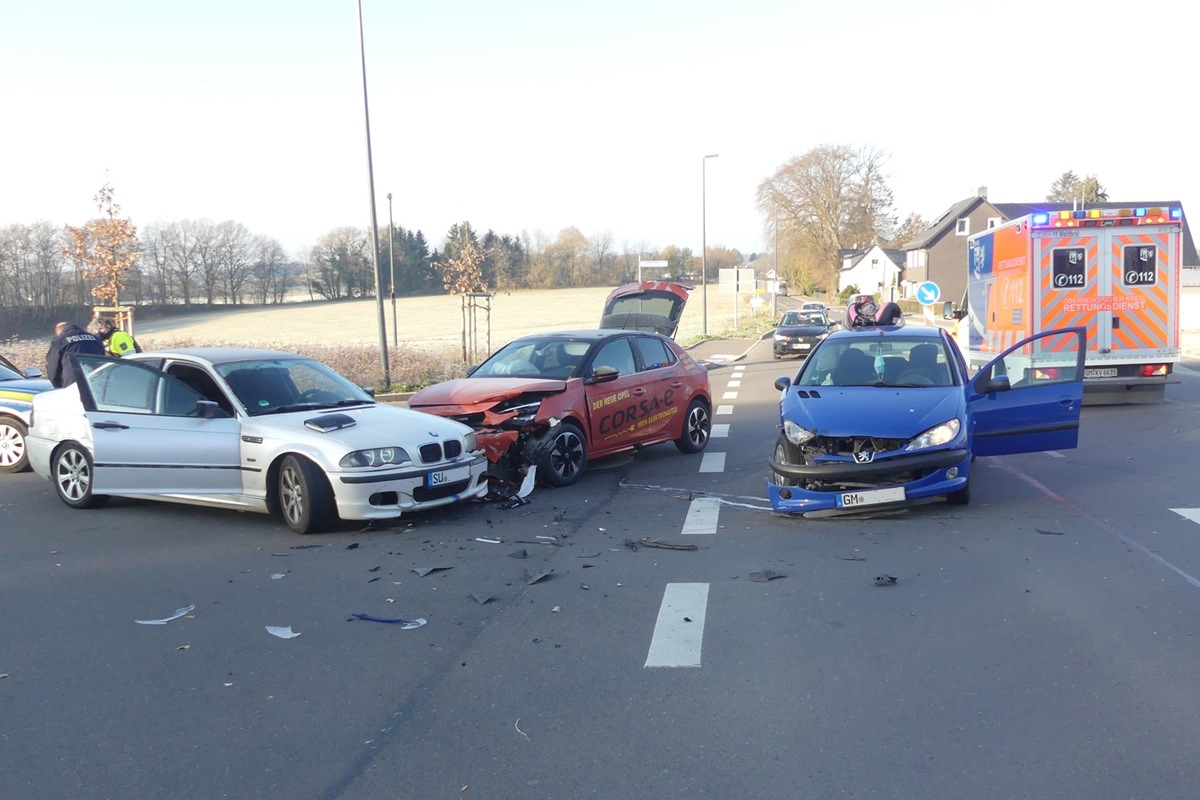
[
  {"left": 782, "top": 386, "right": 964, "bottom": 439},
  {"left": 776, "top": 324, "right": 828, "bottom": 336},
  {"left": 408, "top": 377, "right": 567, "bottom": 411},
  {"left": 600, "top": 281, "right": 690, "bottom": 339},
  {"left": 244, "top": 403, "right": 474, "bottom": 446}
]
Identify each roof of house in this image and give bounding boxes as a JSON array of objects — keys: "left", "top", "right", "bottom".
[
  {"left": 902, "top": 195, "right": 992, "bottom": 250},
  {"left": 838, "top": 246, "right": 904, "bottom": 272}
]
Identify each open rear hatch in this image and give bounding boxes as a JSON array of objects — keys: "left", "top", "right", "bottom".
[{"left": 600, "top": 281, "right": 691, "bottom": 339}]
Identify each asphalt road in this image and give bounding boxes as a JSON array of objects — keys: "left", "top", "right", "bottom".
[{"left": 4, "top": 340, "right": 1200, "bottom": 799}]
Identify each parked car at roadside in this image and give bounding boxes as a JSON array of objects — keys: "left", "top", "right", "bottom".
[
  {"left": 772, "top": 309, "right": 836, "bottom": 360},
  {"left": 26, "top": 349, "right": 488, "bottom": 533},
  {"left": 0, "top": 354, "right": 53, "bottom": 473}
]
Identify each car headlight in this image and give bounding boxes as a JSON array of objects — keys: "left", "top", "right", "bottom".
[
  {"left": 495, "top": 398, "right": 541, "bottom": 425},
  {"left": 773, "top": 333, "right": 788, "bottom": 342},
  {"left": 340, "top": 447, "right": 413, "bottom": 468},
  {"left": 463, "top": 432, "right": 478, "bottom": 453},
  {"left": 904, "top": 419, "right": 961, "bottom": 452},
  {"left": 782, "top": 419, "right": 815, "bottom": 445}
]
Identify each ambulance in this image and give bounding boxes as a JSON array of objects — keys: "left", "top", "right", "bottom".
[{"left": 959, "top": 206, "right": 1183, "bottom": 404}]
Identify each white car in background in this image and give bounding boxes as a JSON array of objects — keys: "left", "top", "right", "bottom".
[{"left": 26, "top": 349, "right": 488, "bottom": 534}]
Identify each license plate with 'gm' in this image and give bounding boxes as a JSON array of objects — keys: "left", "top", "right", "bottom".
[
  {"left": 837, "top": 486, "right": 906, "bottom": 508},
  {"left": 1084, "top": 367, "right": 1118, "bottom": 378},
  {"left": 427, "top": 465, "right": 470, "bottom": 487}
]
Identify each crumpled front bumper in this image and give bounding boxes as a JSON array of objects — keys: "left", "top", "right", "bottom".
[{"left": 765, "top": 448, "right": 971, "bottom": 514}]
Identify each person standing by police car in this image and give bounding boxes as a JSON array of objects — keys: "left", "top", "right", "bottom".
[
  {"left": 92, "top": 317, "right": 141, "bottom": 357},
  {"left": 45, "top": 321, "right": 105, "bottom": 388}
]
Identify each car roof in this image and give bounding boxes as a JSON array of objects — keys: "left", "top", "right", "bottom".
[
  {"left": 824, "top": 324, "right": 943, "bottom": 341},
  {"left": 502, "top": 329, "right": 665, "bottom": 342},
  {"left": 133, "top": 347, "right": 311, "bottom": 365}
]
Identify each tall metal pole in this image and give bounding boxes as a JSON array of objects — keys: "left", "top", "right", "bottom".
[
  {"left": 357, "top": 0, "right": 390, "bottom": 389},
  {"left": 388, "top": 192, "right": 397, "bottom": 347},
  {"left": 702, "top": 154, "right": 718, "bottom": 335}
]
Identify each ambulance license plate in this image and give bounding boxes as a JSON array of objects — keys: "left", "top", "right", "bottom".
[
  {"left": 1084, "top": 367, "right": 1118, "bottom": 379},
  {"left": 837, "top": 487, "right": 906, "bottom": 508},
  {"left": 427, "top": 465, "right": 470, "bottom": 487}
]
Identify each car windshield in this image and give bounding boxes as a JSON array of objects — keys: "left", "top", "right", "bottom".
[
  {"left": 780, "top": 311, "right": 826, "bottom": 326},
  {"left": 0, "top": 361, "right": 22, "bottom": 381},
  {"left": 216, "top": 357, "right": 375, "bottom": 416},
  {"left": 798, "top": 337, "right": 955, "bottom": 388},
  {"left": 473, "top": 338, "right": 591, "bottom": 379}
]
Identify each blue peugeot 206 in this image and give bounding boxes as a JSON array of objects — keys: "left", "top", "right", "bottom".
[{"left": 766, "top": 316, "right": 1085, "bottom": 516}]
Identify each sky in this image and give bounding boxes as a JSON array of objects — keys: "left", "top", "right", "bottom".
[{"left": 2, "top": 0, "right": 1194, "bottom": 262}]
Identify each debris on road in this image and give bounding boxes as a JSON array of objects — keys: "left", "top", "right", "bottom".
[
  {"left": 412, "top": 566, "right": 454, "bottom": 577},
  {"left": 524, "top": 568, "right": 552, "bottom": 585},
  {"left": 350, "top": 613, "right": 426, "bottom": 629},
  {"left": 1036, "top": 529, "right": 1065, "bottom": 535},
  {"left": 749, "top": 569, "right": 786, "bottom": 582},
  {"left": 576, "top": 550, "right": 601, "bottom": 558},
  {"left": 841, "top": 553, "right": 865, "bottom": 561},
  {"left": 874, "top": 574, "right": 898, "bottom": 586},
  {"left": 636, "top": 537, "right": 698, "bottom": 551},
  {"left": 476, "top": 537, "right": 502, "bottom": 544},
  {"left": 509, "top": 548, "right": 528, "bottom": 559},
  {"left": 135, "top": 604, "right": 196, "bottom": 625},
  {"left": 265, "top": 625, "right": 301, "bottom": 639},
  {"left": 471, "top": 593, "right": 495, "bottom": 605}
]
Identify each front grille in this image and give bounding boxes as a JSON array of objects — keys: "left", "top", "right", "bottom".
[
  {"left": 413, "top": 479, "right": 471, "bottom": 502},
  {"left": 443, "top": 440, "right": 462, "bottom": 458},
  {"left": 418, "top": 443, "right": 442, "bottom": 462},
  {"left": 812, "top": 436, "right": 907, "bottom": 458}
]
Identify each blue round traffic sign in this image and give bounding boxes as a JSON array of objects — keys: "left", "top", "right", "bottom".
[{"left": 915, "top": 281, "right": 941, "bottom": 305}]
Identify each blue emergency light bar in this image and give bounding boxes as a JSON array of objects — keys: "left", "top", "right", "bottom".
[{"left": 1032, "top": 213, "right": 1049, "bottom": 225}]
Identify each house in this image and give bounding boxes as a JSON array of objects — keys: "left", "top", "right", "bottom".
[
  {"left": 902, "top": 188, "right": 1200, "bottom": 305},
  {"left": 836, "top": 245, "right": 905, "bottom": 301}
]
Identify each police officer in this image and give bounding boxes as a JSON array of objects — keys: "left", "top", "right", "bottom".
[
  {"left": 44, "top": 321, "right": 105, "bottom": 388},
  {"left": 93, "top": 317, "right": 141, "bottom": 357}
]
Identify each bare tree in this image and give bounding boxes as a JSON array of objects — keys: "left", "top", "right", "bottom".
[
  {"left": 215, "top": 220, "right": 254, "bottom": 303},
  {"left": 756, "top": 144, "right": 896, "bottom": 295}
]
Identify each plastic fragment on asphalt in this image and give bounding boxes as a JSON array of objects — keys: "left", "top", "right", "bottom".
[
  {"left": 350, "top": 613, "right": 426, "bottom": 629},
  {"left": 517, "top": 466, "right": 537, "bottom": 498},
  {"left": 509, "top": 549, "right": 528, "bottom": 559},
  {"left": 471, "top": 593, "right": 494, "bottom": 605},
  {"left": 638, "top": 538, "right": 698, "bottom": 551},
  {"left": 476, "top": 537, "right": 502, "bottom": 544},
  {"left": 524, "top": 568, "right": 552, "bottom": 585},
  {"left": 135, "top": 604, "right": 196, "bottom": 625},
  {"left": 576, "top": 550, "right": 601, "bottom": 558},
  {"left": 1036, "top": 529, "right": 1065, "bottom": 535},
  {"left": 874, "top": 574, "right": 898, "bottom": 586},
  {"left": 412, "top": 566, "right": 454, "bottom": 577},
  {"left": 271, "top": 574, "right": 285, "bottom": 580},
  {"left": 749, "top": 570, "right": 786, "bottom": 582},
  {"left": 265, "top": 626, "right": 301, "bottom": 639}
]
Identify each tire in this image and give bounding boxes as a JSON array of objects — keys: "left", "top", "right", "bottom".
[
  {"left": 52, "top": 442, "right": 109, "bottom": 509},
  {"left": 0, "top": 417, "right": 30, "bottom": 473},
  {"left": 537, "top": 422, "right": 587, "bottom": 487},
  {"left": 277, "top": 454, "right": 336, "bottom": 534},
  {"left": 674, "top": 399, "right": 711, "bottom": 454},
  {"left": 772, "top": 434, "right": 802, "bottom": 487},
  {"left": 946, "top": 473, "right": 971, "bottom": 506}
]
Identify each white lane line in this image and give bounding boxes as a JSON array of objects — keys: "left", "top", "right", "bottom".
[
  {"left": 710, "top": 423, "right": 730, "bottom": 438},
  {"left": 715, "top": 405, "right": 734, "bottom": 415},
  {"left": 644, "top": 582, "right": 709, "bottom": 668},
  {"left": 681, "top": 496, "right": 721, "bottom": 535},
  {"left": 1045, "top": 451, "right": 1065, "bottom": 458},
  {"left": 727, "top": 380, "right": 741, "bottom": 388},
  {"left": 706, "top": 355, "right": 740, "bottom": 364},
  {"left": 1172, "top": 509, "right": 1200, "bottom": 525},
  {"left": 722, "top": 391, "right": 738, "bottom": 400},
  {"left": 699, "top": 452, "right": 726, "bottom": 473}
]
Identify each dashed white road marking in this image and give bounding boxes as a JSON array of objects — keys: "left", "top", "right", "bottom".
[
  {"left": 721, "top": 391, "right": 738, "bottom": 400},
  {"left": 699, "top": 452, "right": 726, "bottom": 473},
  {"left": 681, "top": 496, "right": 721, "bottom": 535},
  {"left": 705, "top": 355, "right": 740, "bottom": 364},
  {"left": 1045, "top": 451, "right": 1065, "bottom": 458},
  {"left": 644, "top": 582, "right": 709, "bottom": 668},
  {"left": 727, "top": 380, "right": 741, "bottom": 388},
  {"left": 710, "top": 423, "right": 730, "bottom": 438},
  {"left": 715, "top": 405, "right": 734, "bottom": 415},
  {"left": 1172, "top": 509, "right": 1200, "bottom": 525}
]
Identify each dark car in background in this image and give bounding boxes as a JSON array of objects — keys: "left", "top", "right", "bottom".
[{"left": 772, "top": 309, "right": 835, "bottom": 360}]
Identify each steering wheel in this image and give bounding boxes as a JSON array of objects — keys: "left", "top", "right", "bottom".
[
  {"left": 895, "top": 371, "right": 934, "bottom": 387},
  {"left": 298, "top": 388, "right": 342, "bottom": 403}
]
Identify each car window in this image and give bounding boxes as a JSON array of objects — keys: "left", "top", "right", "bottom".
[
  {"left": 75, "top": 355, "right": 218, "bottom": 417},
  {"left": 780, "top": 312, "right": 801, "bottom": 326},
  {"left": 977, "top": 329, "right": 1082, "bottom": 389},
  {"left": 591, "top": 338, "right": 637, "bottom": 377},
  {"left": 166, "top": 362, "right": 236, "bottom": 416},
  {"left": 634, "top": 336, "right": 676, "bottom": 372},
  {"left": 799, "top": 338, "right": 954, "bottom": 388},
  {"left": 217, "top": 358, "right": 371, "bottom": 415}
]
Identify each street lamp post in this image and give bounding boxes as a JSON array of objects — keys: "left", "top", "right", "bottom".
[
  {"left": 388, "top": 192, "right": 397, "bottom": 347},
  {"left": 702, "top": 153, "right": 719, "bottom": 335},
  {"left": 356, "top": 0, "right": 390, "bottom": 390}
]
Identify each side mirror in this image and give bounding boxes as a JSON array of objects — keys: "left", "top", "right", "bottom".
[
  {"left": 360, "top": 386, "right": 376, "bottom": 397},
  {"left": 586, "top": 365, "right": 620, "bottom": 384},
  {"left": 196, "top": 400, "right": 222, "bottom": 419},
  {"left": 466, "top": 364, "right": 479, "bottom": 376},
  {"left": 774, "top": 376, "right": 792, "bottom": 391},
  {"left": 975, "top": 375, "right": 1010, "bottom": 394}
]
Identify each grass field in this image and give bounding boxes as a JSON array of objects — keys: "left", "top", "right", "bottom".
[{"left": 4, "top": 286, "right": 780, "bottom": 390}]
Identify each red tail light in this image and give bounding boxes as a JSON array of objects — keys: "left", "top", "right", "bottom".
[
  {"left": 1140, "top": 364, "right": 1168, "bottom": 377},
  {"left": 1033, "top": 367, "right": 1062, "bottom": 380}
]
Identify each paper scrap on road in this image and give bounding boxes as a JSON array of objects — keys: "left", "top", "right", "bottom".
[
  {"left": 412, "top": 566, "right": 454, "bottom": 577},
  {"left": 265, "top": 626, "right": 301, "bottom": 639},
  {"left": 135, "top": 604, "right": 196, "bottom": 625}
]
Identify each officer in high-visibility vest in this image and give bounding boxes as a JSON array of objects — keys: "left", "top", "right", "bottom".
[{"left": 93, "top": 317, "right": 142, "bottom": 357}]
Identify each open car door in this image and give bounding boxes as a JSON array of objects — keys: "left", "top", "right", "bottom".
[
  {"left": 968, "top": 327, "right": 1086, "bottom": 457},
  {"left": 600, "top": 281, "right": 690, "bottom": 339}
]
